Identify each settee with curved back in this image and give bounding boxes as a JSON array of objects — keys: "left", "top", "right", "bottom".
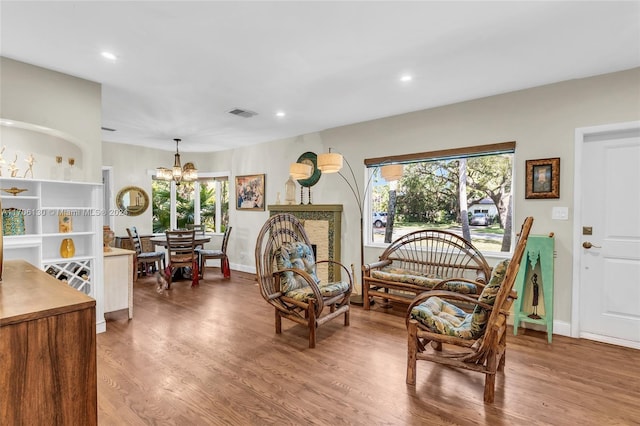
[{"left": 362, "top": 229, "right": 492, "bottom": 310}]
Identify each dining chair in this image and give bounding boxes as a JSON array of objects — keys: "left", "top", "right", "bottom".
[
  {"left": 126, "top": 226, "right": 165, "bottom": 282},
  {"left": 187, "top": 223, "right": 206, "bottom": 250},
  {"left": 165, "top": 229, "right": 199, "bottom": 288},
  {"left": 199, "top": 226, "right": 232, "bottom": 279}
]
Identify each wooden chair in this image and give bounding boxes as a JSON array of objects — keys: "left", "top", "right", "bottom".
[
  {"left": 255, "top": 213, "right": 353, "bottom": 348},
  {"left": 164, "top": 229, "right": 199, "bottom": 288},
  {"left": 126, "top": 226, "right": 165, "bottom": 282},
  {"left": 199, "top": 226, "right": 232, "bottom": 279},
  {"left": 405, "top": 216, "right": 534, "bottom": 403},
  {"left": 187, "top": 224, "right": 206, "bottom": 249}
]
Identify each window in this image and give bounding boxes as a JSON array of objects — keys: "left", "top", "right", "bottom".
[
  {"left": 366, "top": 142, "right": 515, "bottom": 253},
  {"left": 152, "top": 174, "right": 229, "bottom": 233}
]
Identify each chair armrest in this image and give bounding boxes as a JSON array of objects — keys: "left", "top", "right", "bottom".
[
  {"left": 316, "top": 260, "right": 354, "bottom": 290},
  {"left": 362, "top": 259, "right": 391, "bottom": 273}
]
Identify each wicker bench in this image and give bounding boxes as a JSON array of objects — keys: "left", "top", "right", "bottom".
[{"left": 362, "top": 229, "right": 491, "bottom": 310}]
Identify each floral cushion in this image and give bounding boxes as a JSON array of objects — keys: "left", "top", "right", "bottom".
[
  {"left": 275, "top": 242, "right": 320, "bottom": 293},
  {"left": 410, "top": 297, "right": 475, "bottom": 339},
  {"left": 285, "top": 280, "right": 351, "bottom": 302},
  {"left": 410, "top": 259, "right": 510, "bottom": 339},
  {"left": 371, "top": 267, "right": 478, "bottom": 294}
]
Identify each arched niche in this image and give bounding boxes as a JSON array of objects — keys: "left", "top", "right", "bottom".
[{"left": 0, "top": 119, "right": 85, "bottom": 180}]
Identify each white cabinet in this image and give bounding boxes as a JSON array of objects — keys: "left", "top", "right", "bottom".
[
  {"left": 1, "top": 177, "right": 105, "bottom": 333},
  {"left": 104, "top": 247, "right": 135, "bottom": 320}
]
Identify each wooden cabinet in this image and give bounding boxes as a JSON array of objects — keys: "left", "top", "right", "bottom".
[
  {"left": 0, "top": 177, "right": 105, "bottom": 333},
  {"left": 0, "top": 260, "right": 97, "bottom": 425}
]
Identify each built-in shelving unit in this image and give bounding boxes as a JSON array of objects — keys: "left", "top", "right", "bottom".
[{"left": 1, "top": 177, "right": 105, "bottom": 333}]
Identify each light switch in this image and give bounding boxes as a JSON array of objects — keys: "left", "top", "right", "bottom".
[{"left": 552, "top": 206, "right": 569, "bottom": 220}]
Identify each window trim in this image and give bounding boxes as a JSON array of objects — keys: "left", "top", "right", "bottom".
[{"left": 364, "top": 141, "right": 516, "bottom": 167}]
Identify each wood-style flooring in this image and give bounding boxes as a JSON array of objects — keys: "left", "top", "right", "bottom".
[{"left": 97, "top": 270, "right": 640, "bottom": 425}]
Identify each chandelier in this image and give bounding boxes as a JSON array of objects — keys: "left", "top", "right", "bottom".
[{"left": 156, "top": 138, "right": 198, "bottom": 183}]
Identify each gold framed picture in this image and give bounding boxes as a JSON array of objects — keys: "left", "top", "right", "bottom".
[
  {"left": 235, "top": 174, "right": 265, "bottom": 210},
  {"left": 525, "top": 158, "right": 560, "bottom": 199}
]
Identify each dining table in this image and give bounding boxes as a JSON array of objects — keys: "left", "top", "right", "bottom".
[{"left": 149, "top": 234, "right": 211, "bottom": 249}]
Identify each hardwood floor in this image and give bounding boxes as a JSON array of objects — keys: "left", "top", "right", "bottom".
[{"left": 98, "top": 270, "right": 640, "bottom": 425}]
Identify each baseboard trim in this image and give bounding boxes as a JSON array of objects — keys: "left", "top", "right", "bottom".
[{"left": 579, "top": 332, "right": 640, "bottom": 350}]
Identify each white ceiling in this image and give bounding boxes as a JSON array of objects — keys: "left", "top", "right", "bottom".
[{"left": 2, "top": 1, "right": 639, "bottom": 152}]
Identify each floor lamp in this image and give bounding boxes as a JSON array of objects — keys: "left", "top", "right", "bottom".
[{"left": 316, "top": 150, "right": 402, "bottom": 305}]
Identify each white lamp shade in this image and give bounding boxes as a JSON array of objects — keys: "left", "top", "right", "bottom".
[
  {"left": 380, "top": 164, "right": 403, "bottom": 182},
  {"left": 317, "top": 152, "right": 343, "bottom": 173},
  {"left": 289, "top": 162, "right": 313, "bottom": 179}
]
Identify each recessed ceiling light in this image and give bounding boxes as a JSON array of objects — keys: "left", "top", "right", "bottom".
[
  {"left": 276, "top": 111, "right": 286, "bottom": 118},
  {"left": 400, "top": 74, "right": 413, "bottom": 82},
  {"left": 101, "top": 51, "right": 117, "bottom": 61}
]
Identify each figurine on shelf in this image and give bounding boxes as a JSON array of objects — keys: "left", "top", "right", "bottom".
[
  {"left": 8, "top": 154, "right": 19, "bottom": 177},
  {"left": 23, "top": 153, "right": 35, "bottom": 178},
  {"left": 0, "top": 146, "right": 5, "bottom": 177}
]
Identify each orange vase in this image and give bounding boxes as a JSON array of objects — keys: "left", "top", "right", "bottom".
[{"left": 60, "top": 238, "right": 76, "bottom": 258}]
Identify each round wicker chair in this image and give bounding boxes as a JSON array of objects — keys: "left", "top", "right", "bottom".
[{"left": 255, "top": 213, "right": 353, "bottom": 348}]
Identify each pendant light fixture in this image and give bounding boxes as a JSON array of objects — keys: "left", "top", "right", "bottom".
[{"left": 156, "top": 138, "right": 198, "bottom": 183}]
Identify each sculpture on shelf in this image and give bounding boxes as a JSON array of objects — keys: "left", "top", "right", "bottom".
[
  {"left": 23, "top": 153, "right": 35, "bottom": 178},
  {"left": 285, "top": 176, "right": 296, "bottom": 205},
  {"left": 0, "top": 146, "right": 5, "bottom": 176},
  {"left": 8, "top": 154, "right": 19, "bottom": 177},
  {"left": 528, "top": 273, "right": 542, "bottom": 319}
]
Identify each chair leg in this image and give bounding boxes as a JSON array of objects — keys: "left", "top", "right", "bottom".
[
  {"left": 222, "top": 256, "right": 231, "bottom": 278},
  {"left": 308, "top": 300, "right": 316, "bottom": 349},
  {"left": 199, "top": 255, "right": 205, "bottom": 279},
  {"left": 164, "top": 266, "right": 172, "bottom": 290},
  {"left": 484, "top": 348, "right": 498, "bottom": 403},
  {"left": 363, "top": 280, "right": 371, "bottom": 310},
  {"left": 407, "top": 319, "right": 418, "bottom": 385},
  {"left": 275, "top": 309, "right": 282, "bottom": 334},
  {"left": 191, "top": 260, "right": 199, "bottom": 287},
  {"left": 498, "top": 332, "right": 507, "bottom": 371},
  {"left": 344, "top": 304, "right": 350, "bottom": 326}
]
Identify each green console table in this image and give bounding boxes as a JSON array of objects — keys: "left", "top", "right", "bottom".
[{"left": 513, "top": 233, "right": 554, "bottom": 343}]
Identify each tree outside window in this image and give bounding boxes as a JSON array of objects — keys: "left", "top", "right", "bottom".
[
  {"left": 368, "top": 148, "right": 514, "bottom": 253},
  {"left": 152, "top": 176, "right": 229, "bottom": 233}
]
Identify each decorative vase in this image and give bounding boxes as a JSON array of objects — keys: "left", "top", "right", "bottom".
[
  {"left": 60, "top": 238, "right": 75, "bottom": 258},
  {"left": 285, "top": 176, "right": 296, "bottom": 205},
  {"left": 103, "top": 226, "right": 115, "bottom": 252}
]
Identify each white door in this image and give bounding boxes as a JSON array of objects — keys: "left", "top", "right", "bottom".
[{"left": 576, "top": 123, "right": 640, "bottom": 349}]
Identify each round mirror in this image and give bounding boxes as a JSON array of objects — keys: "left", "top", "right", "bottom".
[{"left": 116, "top": 186, "right": 149, "bottom": 216}]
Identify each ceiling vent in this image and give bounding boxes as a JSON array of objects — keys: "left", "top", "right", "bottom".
[
  {"left": 228, "top": 108, "right": 258, "bottom": 118},
  {"left": 101, "top": 126, "right": 116, "bottom": 132}
]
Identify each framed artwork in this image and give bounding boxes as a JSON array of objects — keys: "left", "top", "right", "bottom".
[
  {"left": 235, "top": 174, "right": 266, "bottom": 210},
  {"left": 525, "top": 158, "right": 560, "bottom": 199}
]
